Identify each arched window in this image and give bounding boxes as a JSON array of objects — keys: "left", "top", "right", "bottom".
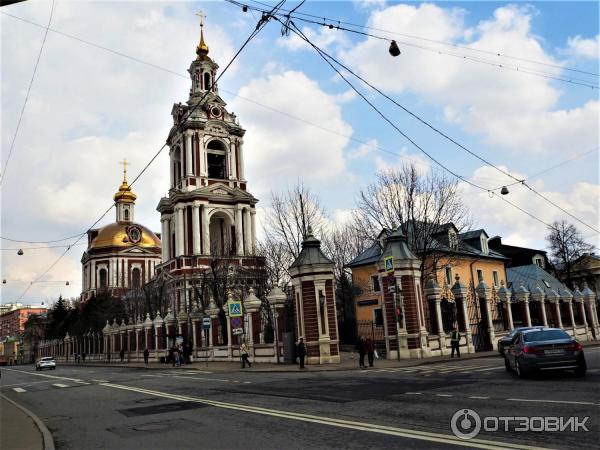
[
  {"left": 124, "top": 208, "right": 129, "bottom": 221},
  {"left": 99, "top": 269, "right": 108, "bottom": 289},
  {"left": 206, "top": 140, "right": 227, "bottom": 179},
  {"left": 132, "top": 268, "right": 141, "bottom": 289},
  {"left": 203, "top": 72, "right": 211, "bottom": 91}
]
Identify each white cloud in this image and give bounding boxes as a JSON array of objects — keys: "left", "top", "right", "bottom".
[
  {"left": 462, "top": 166, "right": 600, "bottom": 250},
  {"left": 563, "top": 34, "right": 600, "bottom": 60},
  {"left": 353, "top": 0, "right": 387, "bottom": 11},
  {"left": 347, "top": 138, "right": 378, "bottom": 159},
  {"left": 231, "top": 70, "right": 352, "bottom": 195},
  {"left": 339, "top": 3, "right": 599, "bottom": 154}
]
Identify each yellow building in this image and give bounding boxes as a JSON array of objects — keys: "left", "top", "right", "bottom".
[{"left": 348, "top": 225, "right": 509, "bottom": 331}]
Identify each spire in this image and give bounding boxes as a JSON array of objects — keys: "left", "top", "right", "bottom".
[
  {"left": 114, "top": 159, "right": 136, "bottom": 204},
  {"left": 196, "top": 10, "right": 209, "bottom": 57}
]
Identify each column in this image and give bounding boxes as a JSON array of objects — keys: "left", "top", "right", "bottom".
[
  {"left": 540, "top": 300, "right": 548, "bottom": 327},
  {"left": 477, "top": 283, "right": 497, "bottom": 351},
  {"left": 523, "top": 300, "right": 532, "bottom": 327},
  {"left": 175, "top": 206, "right": 185, "bottom": 256},
  {"left": 161, "top": 216, "right": 170, "bottom": 261},
  {"left": 90, "top": 261, "right": 96, "bottom": 289},
  {"left": 201, "top": 205, "right": 210, "bottom": 255},
  {"left": 250, "top": 208, "right": 257, "bottom": 254},
  {"left": 579, "top": 301, "right": 588, "bottom": 328},
  {"left": 238, "top": 140, "right": 245, "bottom": 179},
  {"left": 192, "top": 203, "right": 201, "bottom": 255},
  {"left": 555, "top": 301, "right": 563, "bottom": 328},
  {"left": 235, "top": 206, "right": 244, "bottom": 255},
  {"left": 243, "top": 207, "right": 252, "bottom": 255},
  {"left": 185, "top": 132, "right": 193, "bottom": 176},
  {"left": 230, "top": 143, "right": 237, "bottom": 179},
  {"left": 568, "top": 301, "right": 576, "bottom": 327}
]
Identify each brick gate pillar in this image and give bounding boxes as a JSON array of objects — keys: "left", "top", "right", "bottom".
[
  {"left": 289, "top": 228, "right": 340, "bottom": 364},
  {"left": 451, "top": 276, "right": 475, "bottom": 354}
]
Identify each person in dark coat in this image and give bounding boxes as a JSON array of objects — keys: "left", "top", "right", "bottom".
[
  {"left": 143, "top": 348, "right": 149, "bottom": 365},
  {"left": 119, "top": 348, "right": 125, "bottom": 363},
  {"left": 296, "top": 337, "right": 307, "bottom": 369},
  {"left": 366, "top": 338, "right": 376, "bottom": 367},
  {"left": 356, "top": 336, "right": 367, "bottom": 368},
  {"left": 450, "top": 326, "right": 461, "bottom": 358}
]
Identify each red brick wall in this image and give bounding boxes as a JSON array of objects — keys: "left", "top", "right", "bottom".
[
  {"left": 301, "top": 281, "right": 319, "bottom": 344},
  {"left": 401, "top": 275, "right": 420, "bottom": 349},
  {"left": 381, "top": 276, "right": 398, "bottom": 351}
]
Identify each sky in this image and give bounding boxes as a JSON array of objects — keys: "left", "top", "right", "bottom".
[{"left": 1, "top": 0, "right": 598, "bottom": 305}]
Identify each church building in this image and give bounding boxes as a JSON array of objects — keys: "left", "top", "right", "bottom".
[
  {"left": 80, "top": 164, "right": 162, "bottom": 301},
  {"left": 156, "top": 17, "right": 263, "bottom": 311}
]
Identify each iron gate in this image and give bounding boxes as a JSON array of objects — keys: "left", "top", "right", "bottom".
[{"left": 466, "top": 288, "right": 491, "bottom": 352}]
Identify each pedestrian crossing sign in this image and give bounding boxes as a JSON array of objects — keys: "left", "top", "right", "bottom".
[
  {"left": 228, "top": 300, "right": 243, "bottom": 317},
  {"left": 384, "top": 256, "right": 394, "bottom": 273}
]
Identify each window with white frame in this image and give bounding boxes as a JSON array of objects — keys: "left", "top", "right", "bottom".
[
  {"left": 492, "top": 270, "right": 499, "bottom": 287},
  {"left": 477, "top": 269, "right": 484, "bottom": 283},
  {"left": 371, "top": 275, "right": 381, "bottom": 292},
  {"left": 533, "top": 256, "right": 544, "bottom": 268},
  {"left": 449, "top": 230, "right": 458, "bottom": 249},
  {"left": 445, "top": 267, "right": 452, "bottom": 285},
  {"left": 481, "top": 236, "right": 489, "bottom": 254}
]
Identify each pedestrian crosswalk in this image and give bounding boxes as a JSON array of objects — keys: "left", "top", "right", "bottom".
[
  {"left": 361, "top": 362, "right": 503, "bottom": 376},
  {"left": 10, "top": 383, "right": 76, "bottom": 393}
]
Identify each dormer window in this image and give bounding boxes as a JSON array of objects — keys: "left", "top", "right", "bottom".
[
  {"left": 448, "top": 230, "right": 458, "bottom": 250},
  {"left": 480, "top": 236, "right": 489, "bottom": 254},
  {"left": 533, "top": 256, "right": 544, "bottom": 268}
]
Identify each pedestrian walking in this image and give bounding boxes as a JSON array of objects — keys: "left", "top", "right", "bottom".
[
  {"left": 366, "top": 337, "right": 376, "bottom": 367},
  {"left": 240, "top": 341, "right": 251, "bottom": 368},
  {"left": 296, "top": 337, "right": 307, "bottom": 369},
  {"left": 356, "top": 336, "right": 367, "bottom": 368},
  {"left": 82, "top": 352, "right": 86, "bottom": 362},
  {"left": 450, "top": 326, "right": 461, "bottom": 358},
  {"left": 143, "top": 348, "right": 149, "bottom": 365},
  {"left": 119, "top": 348, "right": 125, "bottom": 363}
]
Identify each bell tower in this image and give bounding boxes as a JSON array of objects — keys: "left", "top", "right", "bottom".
[{"left": 157, "top": 13, "right": 259, "bottom": 267}]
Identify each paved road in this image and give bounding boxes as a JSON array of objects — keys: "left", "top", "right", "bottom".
[{"left": 2, "top": 349, "right": 599, "bottom": 450}]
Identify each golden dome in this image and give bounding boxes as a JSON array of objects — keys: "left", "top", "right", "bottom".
[
  {"left": 88, "top": 222, "right": 161, "bottom": 250},
  {"left": 196, "top": 13, "right": 209, "bottom": 57},
  {"left": 114, "top": 179, "right": 137, "bottom": 204}
]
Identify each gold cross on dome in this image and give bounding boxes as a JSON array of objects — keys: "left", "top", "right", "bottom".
[
  {"left": 196, "top": 10, "right": 206, "bottom": 28},
  {"left": 120, "top": 159, "right": 130, "bottom": 181}
]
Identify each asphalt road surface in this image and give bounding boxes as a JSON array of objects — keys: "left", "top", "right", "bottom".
[{"left": 2, "top": 349, "right": 599, "bottom": 450}]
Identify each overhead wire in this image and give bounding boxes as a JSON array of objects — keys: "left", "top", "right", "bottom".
[
  {"left": 257, "top": 7, "right": 599, "bottom": 234},
  {"left": 248, "top": 0, "right": 600, "bottom": 78},
  {"left": 230, "top": 0, "right": 599, "bottom": 89},
  {"left": 10, "top": 2, "right": 284, "bottom": 301},
  {"left": 0, "top": 0, "right": 56, "bottom": 186},
  {"left": 273, "top": 17, "right": 562, "bottom": 233}
]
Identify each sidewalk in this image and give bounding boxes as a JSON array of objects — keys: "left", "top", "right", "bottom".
[
  {"left": 59, "top": 340, "right": 600, "bottom": 373},
  {"left": 0, "top": 394, "right": 54, "bottom": 450}
]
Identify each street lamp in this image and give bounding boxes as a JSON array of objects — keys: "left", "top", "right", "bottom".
[
  {"left": 17, "top": 249, "right": 24, "bottom": 255},
  {"left": 389, "top": 40, "right": 401, "bottom": 57}
]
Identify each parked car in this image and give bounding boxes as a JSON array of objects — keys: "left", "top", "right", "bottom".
[
  {"left": 36, "top": 357, "right": 56, "bottom": 371},
  {"left": 504, "top": 327, "right": 586, "bottom": 378},
  {"left": 497, "top": 326, "right": 537, "bottom": 356}
]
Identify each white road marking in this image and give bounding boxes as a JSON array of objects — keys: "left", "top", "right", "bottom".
[
  {"left": 436, "top": 394, "right": 453, "bottom": 397},
  {"left": 52, "top": 383, "right": 70, "bottom": 388},
  {"left": 141, "top": 374, "right": 241, "bottom": 383},
  {"left": 405, "top": 392, "right": 422, "bottom": 395},
  {"left": 3, "top": 368, "right": 85, "bottom": 384},
  {"left": 99, "top": 382, "right": 544, "bottom": 450},
  {"left": 469, "top": 396, "right": 490, "bottom": 400},
  {"left": 1, "top": 380, "right": 54, "bottom": 388},
  {"left": 506, "top": 398, "right": 597, "bottom": 406},
  {"left": 12, "top": 387, "right": 26, "bottom": 393}
]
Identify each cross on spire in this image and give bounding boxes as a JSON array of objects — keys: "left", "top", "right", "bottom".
[
  {"left": 195, "top": 10, "right": 209, "bottom": 55},
  {"left": 196, "top": 10, "right": 206, "bottom": 28},
  {"left": 120, "top": 159, "right": 130, "bottom": 182}
]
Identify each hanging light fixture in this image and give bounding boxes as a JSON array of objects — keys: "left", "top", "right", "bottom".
[
  {"left": 17, "top": 249, "right": 24, "bottom": 255},
  {"left": 66, "top": 281, "right": 70, "bottom": 286},
  {"left": 242, "top": 5, "right": 248, "bottom": 12},
  {"left": 2, "top": 279, "right": 6, "bottom": 284},
  {"left": 389, "top": 40, "right": 401, "bottom": 57},
  {"left": 500, "top": 186, "right": 509, "bottom": 195}
]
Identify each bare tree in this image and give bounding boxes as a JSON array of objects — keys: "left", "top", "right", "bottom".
[
  {"left": 354, "top": 163, "right": 472, "bottom": 284},
  {"left": 264, "top": 181, "right": 327, "bottom": 260},
  {"left": 546, "top": 220, "right": 595, "bottom": 289}
]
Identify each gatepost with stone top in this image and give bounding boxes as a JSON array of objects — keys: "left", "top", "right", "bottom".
[
  {"left": 451, "top": 276, "right": 476, "bottom": 354},
  {"left": 378, "top": 227, "right": 428, "bottom": 359},
  {"left": 289, "top": 227, "right": 340, "bottom": 364}
]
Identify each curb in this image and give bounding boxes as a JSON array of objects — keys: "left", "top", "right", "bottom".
[{"left": 0, "top": 393, "right": 55, "bottom": 450}]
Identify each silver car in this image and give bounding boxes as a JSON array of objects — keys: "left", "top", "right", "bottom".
[{"left": 504, "top": 327, "right": 586, "bottom": 378}]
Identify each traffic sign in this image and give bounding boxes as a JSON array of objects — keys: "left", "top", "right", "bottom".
[
  {"left": 232, "top": 328, "right": 244, "bottom": 335},
  {"left": 228, "top": 300, "right": 243, "bottom": 317},
  {"left": 231, "top": 317, "right": 243, "bottom": 329},
  {"left": 384, "top": 256, "right": 394, "bottom": 273},
  {"left": 202, "top": 316, "right": 211, "bottom": 330}
]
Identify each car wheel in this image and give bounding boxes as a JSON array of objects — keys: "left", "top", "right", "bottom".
[
  {"left": 504, "top": 357, "right": 512, "bottom": 372},
  {"left": 516, "top": 359, "right": 530, "bottom": 379},
  {"left": 574, "top": 363, "right": 586, "bottom": 377}
]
